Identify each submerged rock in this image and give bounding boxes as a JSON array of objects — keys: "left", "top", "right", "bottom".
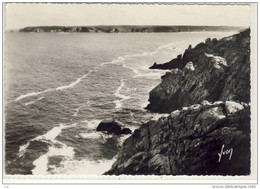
[
  {"left": 105, "top": 101, "right": 250, "bottom": 175},
  {"left": 96, "top": 120, "right": 132, "bottom": 135}
]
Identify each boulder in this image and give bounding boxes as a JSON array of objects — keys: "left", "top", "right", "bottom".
[
  {"left": 120, "top": 128, "right": 132, "bottom": 135},
  {"left": 96, "top": 120, "right": 132, "bottom": 135}
]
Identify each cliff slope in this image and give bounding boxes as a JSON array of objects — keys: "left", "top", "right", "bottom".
[
  {"left": 106, "top": 29, "right": 251, "bottom": 175},
  {"left": 147, "top": 29, "right": 250, "bottom": 113},
  {"left": 106, "top": 101, "right": 250, "bottom": 175}
]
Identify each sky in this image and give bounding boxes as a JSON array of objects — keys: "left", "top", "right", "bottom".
[{"left": 4, "top": 3, "right": 251, "bottom": 30}]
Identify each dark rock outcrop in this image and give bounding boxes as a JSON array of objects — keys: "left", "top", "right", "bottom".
[
  {"left": 97, "top": 120, "right": 132, "bottom": 135},
  {"left": 149, "top": 54, "right": 184, "bottom": 70},
  {"left": 106, "top": 101, "right": 250, "bottom": 175},
  {"left": 146, "top": 29, "right": 250, "bottom": 113}
]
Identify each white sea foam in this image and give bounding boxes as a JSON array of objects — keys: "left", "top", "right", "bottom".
[
  {"left": 17, "top": 123, "right": 76, "bottom": 158},
  {"left": 80, "top": 119, "right": 101, "bottom": 129},
  {"left": 100, "top": 42, "right": 180, "bottom": 80},
  {"left": 122, "top": 64, "right": 140, "bottom": 75},
  {"left": 25, "top": 97, "right": 45, "bottom": 106},
  {"left": 113, "top": 79, "right": 131, "bottom": 109},
  {"left": 17, "top": 141, "right": 30, "bottom": 157},
  {"left": 72, "top": 102, "right": 91, "bottom": 117},
  {"left": 72, "top": 108, "right": 80, "bottom": 117},
  {"left": 35, "top": 124, "right": 72, "bottom": 141},
  {"left": 118, "top": 133, "right": 132, "bottom": 146},
  {"left": 101, "top": 51, "right": 153, "bottom": 68},
  {"left": 56, "top": 70, "right": 93, "bottom": 91},
  {"left": 15, "top": 89, "right": 52, "bottom": 101},
  {"left": 30, "top": 123, "right": 76, "bottom": 175},
  {"left": 124, "top": 52, "right": 151, "bottom": 58},
  {"left": 100, "top": 56, "right": 125, "bottom": 66},
  {"left": 78, "top": 131, "right": 111, "bottom": 142},
  {"left": 47, "top": 158, "right": 115, "bottom": 175},
  {"left": 78, "top": 120, "right": 107, "bottom": 140},
  {"left": 79, "top": 132, "right": 102, "bottom": 140},
  {"left": 87, "top": 120, "right": 101, "bottom": 130},
  {"left": 134, "top": 69, "right": 165, "bottom": 78},
  {"left": 15, "top": 70, "right": 93, "bottom": 102},
  {"left": 32, "top": 143, "right": 75, "bottom": 175}
]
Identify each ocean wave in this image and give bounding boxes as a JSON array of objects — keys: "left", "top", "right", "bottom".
[
  {"left": 46, "top": 157, "right": 115, "bottom": 175},
  {"left": 32, "top": 143, "right": 75, "bottom": 175},
  {"left": 79, "top": 132, "right": 111, "bottom": 142},
  {"left": 113, "top": 79, "right": 131, "bottom": 109},
  {"left": 18, "top": 123, "right": 76, "bottom": 158},
  {"left": 30, "top": 123, "right": 76, "bottom": 175}
]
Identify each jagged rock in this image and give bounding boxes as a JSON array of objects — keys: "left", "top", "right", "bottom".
[
  {"left": 225, "top": 101, "right": 244, "bottom": 114},
  {"left": 105, "top": 29, "right": 251, "bottom": 176},
  {"left": 185, "top": 61, "right": 195, "bottom": 71},
  {"left": 146, "top": 29, "right": 250, "bottom": 113},
  {"left": 105, "top": 101, "right": 250, "bottom": 175},
  {"left": 149, "top": 54, "right": 183, "bottom": 70},
  {"left": 96, "top": 120, "right": 131, "bottom": 135}
]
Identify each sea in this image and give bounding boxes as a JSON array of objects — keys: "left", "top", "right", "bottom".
[{"left": 4, "top": 31, "right": 237, "bottom": 175}]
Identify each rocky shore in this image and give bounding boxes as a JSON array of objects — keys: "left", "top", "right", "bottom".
[
  {"left": 106, "top": 29, "right": 251, "bottom": 175},
  {"left": 147, "top": 29, "right": 250, "bottom": 113},
  {"left": 106, "top": 101, "right": 250, "bottom": 175},
  {"left": 19, "top": 25, "right": 242, "bottom": 33}
]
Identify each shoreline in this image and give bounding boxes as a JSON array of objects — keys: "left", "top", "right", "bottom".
[
  {"left": 106, "top": 28, "right": 251, "bottom": 175},
  {"left": 18, "top": 25, "right": 244, "bottom": 33}
]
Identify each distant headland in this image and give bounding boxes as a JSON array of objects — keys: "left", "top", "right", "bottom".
[{"left": 19, "top": 25, "right": 244, "bottom": 33}]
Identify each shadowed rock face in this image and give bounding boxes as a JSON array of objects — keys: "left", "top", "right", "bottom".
[
  {"left": 146, "top": 29, "right": 250, "bottom": 113},
  {"left": 106, "top": 101, "right": 250, "bottom": 175}
]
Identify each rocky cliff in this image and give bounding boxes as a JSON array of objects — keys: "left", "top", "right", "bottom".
[
  {"left": 106, "top": 29, "right": 251, "bottom": 175},
  {"left": 106, "top": 101, "right": 250, "bottom": 175},
  {"left": 19, "top": 25, "right": 242, "bottom": 33},
  {"left": 147, "top": 29, "right": 250, "bottom": 113}
]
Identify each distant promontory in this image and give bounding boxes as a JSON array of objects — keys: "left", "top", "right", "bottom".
[{"left": 19, "top": 25, "right": 244, "bottom": 33}]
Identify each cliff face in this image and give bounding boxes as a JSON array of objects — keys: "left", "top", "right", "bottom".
[
  {"left": 106, "top": 29, "right": 251, "bottom": 175},
  {"left": 147, "top": 29, "right": 250, "bottom": 113},
  {"left": 106, "top": 101, "right": 250, "bottom": 175}
]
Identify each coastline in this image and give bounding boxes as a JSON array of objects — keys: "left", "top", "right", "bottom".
[
  {"left": 105, "top": 28, "right": 251, "bottom": 175},
  {"left": 18, "top": 25, "right": 244, "bottom": 33}
]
